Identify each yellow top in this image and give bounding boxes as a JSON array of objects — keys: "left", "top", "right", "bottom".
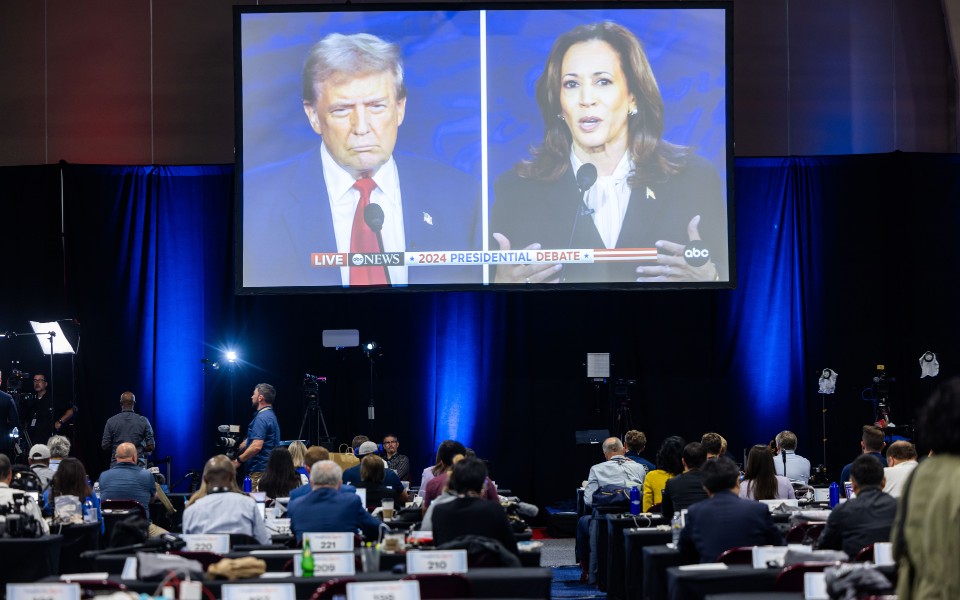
[{"left": 642, "top": 469, "right": 675, "bottom": 512}]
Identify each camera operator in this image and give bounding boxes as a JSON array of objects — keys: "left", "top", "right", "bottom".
[
  {"left": 102, "top": 391, "right": 155, "bottom": 466},
  {"left": 0, "top": 370, "right": 20, "bottom": 462},
  {"left": 22, "top": 373, "right": 75, "bottom": 448},
  {"left": 233, "top": 383, "right": 280, "bottom": 492},
  {"left": 0, "top": 454, "right": 49, "bottom": 535}
]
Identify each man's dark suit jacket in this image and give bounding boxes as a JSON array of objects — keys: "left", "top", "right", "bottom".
[
  {"left": 816, "top": 486, "right": 897, "bottom": 558},
  {"left": 678, "top": 490, "right": 784, "bottom": 563},
  {"left": 491, "top": 154, "right": 727, "bottom": 284},
  {"left": 661, "top": 469, "right": 708, "bottom": 517},
  {"left": 287, "top": 486, "right": 381, "bottom": 541},
  {"left": 243, "top": 148, "right": 481, "bottom": 288}
]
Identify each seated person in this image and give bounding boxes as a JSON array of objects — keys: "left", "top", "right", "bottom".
[
  {"left": 289, "top": 445, "right": 329, "bottom": 502},
  {"left": 257, "top": 446, "right": 302, "bottom": 503},
  {"left": 0, "top": 454, "right": 49, "bottom": 534},
  {"left": 343, "top": 441, "right": 408, "bottom": 503},
  {"left": 182, "top": 455, "right": 270, "bottom": 544},
  {"left": 287, "top": 460, "right": 382, "bottom": 542},
  {"left": 288, "top": 441, "right": 310, "bottom": 486},
  {"left": 418, "top": 439, "right": 465, "bottom": 498},
  {"left": 661, "top": 442, "right": 710, "bottom": 516},
  {"left": 430, "top": 457, "right": 518, "bottom": 556},
  {"left": 643, "top": 436, "right": 685, "bottom": 512},
  {"left": 43, "top": 457, "right": 101, "bottom": 528},
  {"left": 355, "top": 454, "right": 401, "bottom": 510},
  {"left": 97, "top": 442, "right": 165, "bottom": 536},
  {"left": 679, "top": 456, "right": 784, "bottom": 563},
  {"left": 739, "top": 444, "right": 796, "bottom": 500},
  {"left": 425, "top": 448, "right": 498, "bottom": 509},
  {"left": 816, "top": 454, "right": 897, "bottom": 558}
]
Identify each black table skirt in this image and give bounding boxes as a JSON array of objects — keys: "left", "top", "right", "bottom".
[
  {"left": 54, "top": 567, "right": 553, "bottom": 599},
  {"left": 0, "top": 535, "right": 62, "bottom": 582}
]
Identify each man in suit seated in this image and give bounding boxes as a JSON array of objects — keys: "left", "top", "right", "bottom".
[
  {"left": 661, "top": 442, "right": 709, "bottom": 517},
  {"left": 287, "top": 460, "right": 382, "bottom": 542},
  {"left": 816, "top": 454, "right": 897, "bottom": 558},
  {"left": 678, "top": 456, "right": 784, "bottom": 563}
]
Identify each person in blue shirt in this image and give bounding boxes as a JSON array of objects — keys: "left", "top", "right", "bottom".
[
  {"left": 43, "top": 457, "right": 102, "bottom": 531},
  {"left": 624, "top": 430, "right": 656, "bottom": 472},
  {"left": 233, "top": 383, "right": 281, "bottom": 493}
]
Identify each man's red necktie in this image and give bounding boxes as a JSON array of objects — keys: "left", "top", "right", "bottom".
[{"left": 349, "top": 177, "right": 387, "bottom": 286}]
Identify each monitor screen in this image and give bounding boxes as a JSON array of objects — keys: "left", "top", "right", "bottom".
[{"left": 235, "top": 2, "right": 733, "bottom": 292}]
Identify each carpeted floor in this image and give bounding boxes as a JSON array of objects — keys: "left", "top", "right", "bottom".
[
  {"left": 538, "top": 537, "right": 605, "bottom": 599},
  {"left": 551, "top": 566, "right": 605, "bottom": 599}
]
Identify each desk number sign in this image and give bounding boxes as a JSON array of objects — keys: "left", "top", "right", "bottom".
[
  {"left": 294, "top": 552, "right": 356, "bottom": 577},
  {"left": 346, "top": 580, "right": 420, "bottom": 600},
  {"left": 405, "top": 549, "right": 468, "bottom": 574},
  {"left": 305, "top": 532, "right": 354, "bottom": 552},
  {"left": 182, "top": 534, "right": 230, "bottom": 553},
  {"left": 7, "top": 584, "right": 81, "bottom": 600},
  {"left": 221, "top": 583, "right": 296, "bottom": 600}
]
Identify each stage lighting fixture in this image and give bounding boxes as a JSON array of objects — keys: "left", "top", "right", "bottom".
[{"left": 920, "top": 351, "right": 939, "bottom": 378}]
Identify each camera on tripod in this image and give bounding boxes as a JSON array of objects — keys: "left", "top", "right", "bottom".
[
  {"left": 303, "top": 373, "right": 326, "bottom": 400},
  {"left": 216, "top": 424, "right": 242, "bottom": 459}
]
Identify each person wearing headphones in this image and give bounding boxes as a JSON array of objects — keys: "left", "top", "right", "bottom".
[{"left": 102, "top": 391, "right": 156, "bottom": 466}]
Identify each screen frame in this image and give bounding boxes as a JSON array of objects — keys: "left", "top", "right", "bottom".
[{"left": 233, "top": 1, "right": 735, "bottom": 295}]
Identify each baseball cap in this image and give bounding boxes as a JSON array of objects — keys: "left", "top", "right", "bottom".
[
  {"left": 30, "top": 444, "right": 51, "bottom": 460},
  {"left": 358, "top": 441, "right": 379, "bottom": 456}
]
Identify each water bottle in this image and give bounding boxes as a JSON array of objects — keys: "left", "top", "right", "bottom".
[
  {"left": 671, "top": 511, "right": 681, "bottom": 546},
  {"left": 83, "top": 498, "right": 98, "bottom": 524},
  {"left": 243, "top": 475, "right": 252, "bottom": 493},
  {"left": 301, "top": 537, "right": 314, "bottom": 577},
  {"left": 629, "top": 486, "right": 641, "bottom": 515},
  {"left": 828, "top": 482, "right": 840, "bottom": 508}
]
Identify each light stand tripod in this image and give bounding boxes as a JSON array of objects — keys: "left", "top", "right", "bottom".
[
  {"left": 816, "top": 368, "right": 837, "bottom": 479},
  {"left": 297, "top": 374, "right": 331, "bottom": 446},
  {"left": 363, "top": 342, "right": 382, "bottom": 421},
  {"left": 610, "top": 378, "right": 636, "bottom": 441}
]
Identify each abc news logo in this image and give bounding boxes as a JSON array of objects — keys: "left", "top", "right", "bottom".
[
  {"left": 350, "top": 252, "right": 404, "bottom": 267},
  {"left": 682, "top": 242, "right": 711, "bottom": 267}
]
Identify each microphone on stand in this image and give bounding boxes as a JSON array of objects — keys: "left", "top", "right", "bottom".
[
  {"left": 568, "top": 163, "right": 598, "bottom": 248},
  {"left": 564, "top": 164, "right": 599, "bottom": 281},
  {"left": 363, "top": 203, "right": 391, "bottom": 285}
]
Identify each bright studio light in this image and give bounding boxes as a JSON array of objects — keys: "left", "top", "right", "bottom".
[{"left": 226, "top": 350, "right": 238, "bottom": 363}]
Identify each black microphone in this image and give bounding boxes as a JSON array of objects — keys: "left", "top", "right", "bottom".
[
  {"left": 566, "top": 164, "right": 599, "bottom": 274},
  {"left": 363, "top": 203, "right": 391, "bottom": 285},
  {"left": 576, "top": 163, "right": 598, "bottom": 194}
]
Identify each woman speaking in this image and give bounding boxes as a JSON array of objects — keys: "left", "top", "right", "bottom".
[{"left": 491, "top": 21, "right": 727, "bottom": 284}]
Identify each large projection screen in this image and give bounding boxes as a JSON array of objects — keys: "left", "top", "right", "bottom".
[{"left": 235, "top": 2, "right": 733, "bottom": 293}]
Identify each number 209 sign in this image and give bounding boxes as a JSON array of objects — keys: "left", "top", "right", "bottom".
[{"left": 405, "top": 549, "right": 468, "bottom": 574}]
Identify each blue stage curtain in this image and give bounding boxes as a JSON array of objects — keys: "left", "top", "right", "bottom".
[{"left": 61, "top": 165, "right": 234, "bottom": 476}]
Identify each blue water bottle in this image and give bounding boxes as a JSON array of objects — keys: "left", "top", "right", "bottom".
[
  {"left": 243, "top": 475, "right": 252, "bottom": 493},
  {"left": 629, "top": 486, "right": 641, "bottom": 515},
  {"left": 828, "top": 482, "right": 840, "bottom": 508}
]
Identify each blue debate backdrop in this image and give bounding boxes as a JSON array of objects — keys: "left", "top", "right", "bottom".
[{"left": 1, "top": 153, "right": 959, "bottom": 504}]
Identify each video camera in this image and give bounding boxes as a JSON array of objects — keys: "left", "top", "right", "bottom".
[
  {"left": 0, "top": 478, "right": 45, "bottom": 539},
  {"left": 216, "top": 424, "right": 242, "bottom": 459}
]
